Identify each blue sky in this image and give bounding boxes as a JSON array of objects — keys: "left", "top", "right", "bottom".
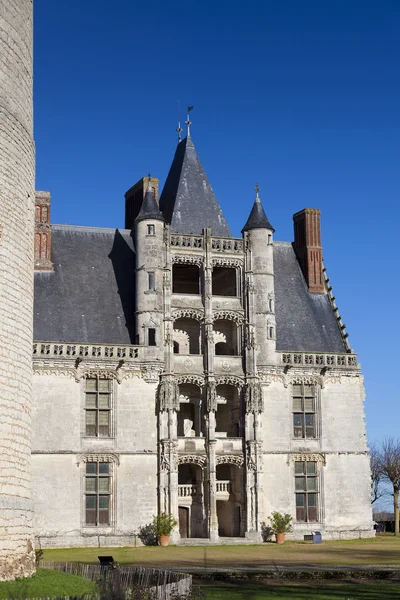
[{"left": 34, "top": 1, "right": 399, "bottom": 448}]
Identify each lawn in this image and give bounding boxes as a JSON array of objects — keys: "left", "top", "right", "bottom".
[
  {"left": 198, "top": 581, "right": 400, "bottom": 599},
  {"left": 41, "top": 536, "right": 400, "bottom": 568},
  {"left": 0, "top": 568, "right": 97, "bottom": 599}
]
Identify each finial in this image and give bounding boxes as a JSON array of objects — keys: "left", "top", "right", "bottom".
[
  {"left": 255, "top": 183, "right": 260, "bottom": 200},
  {"left": 185, "top": 105, "right": 194, "bottom": 137},
  {"left": 176, "top": 101, "right": 183, "bottom": 142},
  {"left": 147, "top": 173, "right": 152, "bottom": 192}
]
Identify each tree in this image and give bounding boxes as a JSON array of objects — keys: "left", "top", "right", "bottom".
[
  {"left": 377, "top": 438, "right": 400, "bottom": 536},
  {"left": 369, "top": 443, "right": 384, "bottom": 505}
]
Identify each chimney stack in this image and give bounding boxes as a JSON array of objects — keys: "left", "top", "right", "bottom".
[
  {"left": 125, "top": 176, "right": 159, "bottom": 230},
  {"left": 293, "top": 208, "right": 324, "bottom": 293},
  {"left": 34, "top": 191, "right": 53, "bottom": 271}
]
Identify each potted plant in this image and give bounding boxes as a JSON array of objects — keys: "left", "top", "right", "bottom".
[
  {"left": 269, "top": 511, "right": 292, "bottom": 544},
  {"left": 152, "top": 512, "right": 177, "bottom": 547}
]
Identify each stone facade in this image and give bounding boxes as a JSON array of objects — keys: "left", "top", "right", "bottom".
[
  {"left": 0, "top": 0, "right": 35, "bottom": 579},
  {"left": 31, "top": 212, "right": 374, "bottom": 545}
]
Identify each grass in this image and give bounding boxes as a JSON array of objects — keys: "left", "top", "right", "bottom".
[
  {"left": 40, "top": 535, "right": 400, "bottom": 568},
  {"left": 197, "top": 581, "right": 400, "bottom": 599},
  {"left": 0, "top": 568, "right": 97, "bottom": 599}
]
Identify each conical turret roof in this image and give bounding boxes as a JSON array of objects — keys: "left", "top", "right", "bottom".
[
  {"left": 242, "top": 189, "right": 274, "bottom": 232},
  {"left": 159, "top": 136, "right": 231, "bottom": 236},
  {"left": 135, "top": 179, "right": 164, "bottom": 223}
]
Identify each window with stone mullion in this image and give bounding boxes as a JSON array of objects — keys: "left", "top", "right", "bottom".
[
  {"left": 85, "top": 377, "right": 111, "bottom": 437},
  {"left": 85, "top": 462, "right": 111, "bottom": 526},
  {"left": 295, "top": 461, "right": 318, "bottom": 522},
  {"left": 293, "top": 384, "right": 316, "bottom": 439}
]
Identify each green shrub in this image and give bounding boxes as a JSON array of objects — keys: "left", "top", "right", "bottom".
[
  {"left": 268, "top": 511, "right": 292, "bottom": 533},
  {"left": 152, "top": 512, "right": 177, "bottom": 536}
]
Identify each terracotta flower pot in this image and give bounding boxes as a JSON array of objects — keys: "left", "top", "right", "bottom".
[
  {"left": 275, "top": 532, "right": 286, "bottom": 544},
  {"left": 159, "top": 535, "right": 170, "bottom": 547}
]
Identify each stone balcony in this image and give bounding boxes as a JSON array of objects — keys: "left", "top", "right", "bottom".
[
  {"left": 216, "top": 480, "right": 230, "bottom": 500},
  {"left": 173, "top": 355, "right": 204, "bottom": 374},
  {"left": 177, "top": 437, "right": 206, "bottom": 454},
  {"left": 214, "top": 356, "right": 243, "bottom": 376},
  {"left": 215, "top": 437, "right": 243, "bottom": 454},
  {"left": 178, "top": 484, "right": 198, "bottom": 498}
]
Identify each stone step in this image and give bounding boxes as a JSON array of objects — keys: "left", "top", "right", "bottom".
[{"left": 178, "top": 537, "right": 259, "bottom": 546}]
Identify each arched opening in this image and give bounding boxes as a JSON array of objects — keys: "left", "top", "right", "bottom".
[
  {"left": 177, "top": 383, "right": 203, "bottom": 437},
  {"left": 216, "top": 463, "right": 244, "bottom": 537},
  {"left": 173, "top": 341, "right": 179, "bottom": 354},
  {"left": 178, "top": 463, "right": 206, "bottom": 538},
  {"left": 212, "top": 266, "right": 237, "bottom": 296},
  {"left": 215, "top": 385, "right": 240, "bottom": 437},
  {"left": 173, "top": 318, "right": 201, "bottom": 354},
  {"left": 213, "top": 319, "right": 238, "bottom": 355}
]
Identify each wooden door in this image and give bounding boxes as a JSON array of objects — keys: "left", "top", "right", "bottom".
[{"left": 179, "top": 506, "right": 189, "bottom": 538}]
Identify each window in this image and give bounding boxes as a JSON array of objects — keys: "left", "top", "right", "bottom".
[
  {"left": 172, "top": 264, "right": 200, "bottom": 294},
  {"left": 85, "top": 462, "right": 111, "bottom": 526},
  {"left": 212, "top": 267, "right": 237, "bottom": 296},
  {"left": 148, "top": 328, "right": 156, "bottom": 346},
  {"left": 148, "top": 271, "right": 155, "bottom": 290},
  {"left": 147, "top": 224, "right": 155, "bottom": 235},
  {"left": 85, "top": 378, "right": 111, "bottom": 437},
  {"left": 295, "top": 461, "right": 318, "bottom": 522},
  {"left": 293, "top": 383, "right": 316, "bottom": 438}
]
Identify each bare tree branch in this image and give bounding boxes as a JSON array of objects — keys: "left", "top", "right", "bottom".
[{"left": 376, "top": 438, "right": 400, "bottom": 536}]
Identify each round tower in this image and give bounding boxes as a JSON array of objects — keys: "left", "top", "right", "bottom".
[
  {"left": 134, "top": 177, "right": 165, "bottom": 358},
  {"left": 0, "top": 0, "right": 36, "bottom": 580}
]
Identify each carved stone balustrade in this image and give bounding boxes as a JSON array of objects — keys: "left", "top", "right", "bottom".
[
  {"left": 178, "top": 484, "right": 198, "bottom": 498},
  {"left": 214, "top": 356, "right": 244, "bottom": 376},
  {"left": 173, "top": 355, "right": 205, "bottom": 375},
  {"left": 177, "top": 438, "right": 206, "bottom": 455},
  {"left": 215, "top": 438, "right": 243, "bottom": 454},
  {"left": 33, "top": 342, "right": 143, "bottom": 361},
  {"left": 280, "top": 352, "right": 358, "bottom": 369},
  {"left": 215, "top": 480, "right": 230, "bottom": 499}
]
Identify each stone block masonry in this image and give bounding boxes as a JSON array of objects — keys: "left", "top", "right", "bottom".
[{"left": 0, "top": 0, "right": 35, "bottom": 580}]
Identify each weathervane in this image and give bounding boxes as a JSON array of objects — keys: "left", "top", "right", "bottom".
[
  {"left": 185, "top": 105, "right": 194, "bottom": 137},
  {"left": 176, "top": 101, "right": 183, "bottom": 142}
]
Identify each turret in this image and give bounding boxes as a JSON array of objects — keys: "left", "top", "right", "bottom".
[
  {"left": 242, "top": 186, "right": 276, "bottom": 366},
  {"left": 133, "top": 176, "right": 165, "bottom": 358}
]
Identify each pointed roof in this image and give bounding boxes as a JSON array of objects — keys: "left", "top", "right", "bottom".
[
  {"left": 159, "top": 136, "right": 232, "bottom": 237},
  {"left": 135, "top": 178, "right": 164, "bottom": 224},
  {"left": 242, "top": 188, "right": 274, "bottom": 232}
]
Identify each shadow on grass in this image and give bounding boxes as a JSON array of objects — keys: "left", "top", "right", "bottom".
[{"left": 199, "top": 582, "right": 400, "bottom": 600}]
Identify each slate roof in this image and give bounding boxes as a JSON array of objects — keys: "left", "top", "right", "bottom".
[
  {"left": 34, "top": 225, "right": 135, "bottom": 344},
  {"left": 274, "top": 242, "right": 346, "bottom": 352},
  {"left": 34, "top": 228, "right": 346, "bottom": 353},
  {"left": 242, "top": 196, "right": 274, "bottom": 232},
  {"left": 136, "top": 187, "right": 164, "bottom": 223},
  {"left": 159, "top": 136, "right": 232, "bottom": 237}
]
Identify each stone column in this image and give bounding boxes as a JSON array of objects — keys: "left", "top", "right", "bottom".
[{"left": 0, "top": 0, "right": 35, "bottom": 580}]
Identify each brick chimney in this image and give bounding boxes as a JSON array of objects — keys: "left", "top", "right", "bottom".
[
  {"left": 125, "top": 176, "right": 159, "bottom": 230},
  {"left": 34, "top": 191, "right": 53, "bottom": 271},
  {"left": 293, "top": 208, "right": 324, "bottom": 293}
]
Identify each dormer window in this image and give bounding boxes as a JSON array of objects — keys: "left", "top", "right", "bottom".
[{"left": 147, "top": 224, "right": 155, "bottom": 236}]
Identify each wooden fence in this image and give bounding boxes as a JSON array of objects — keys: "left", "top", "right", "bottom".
[{"left": 38, "top": 561, "right": 192, "bottom": 599}]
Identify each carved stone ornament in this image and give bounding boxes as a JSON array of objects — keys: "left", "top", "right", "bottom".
[
  {"left": 258, "top": 370, "right": 287, "bottom": 387},
  {"left": 77, "top": 453, "right": 120, "bottom": 466},
  {"left": 221, "top": 360, "right": 231, "bottom": 372},
  {"left": 160, "top": 440, "right": 178, "bottom": 472},
  {"left": 158, "top": 379, "right": 180, "bottom": 411},
  {"left": 206, "top": 381, "right": 217, "bottom": 412},
  {"left": 142, "top": 365, "right": 162, "bottom": 383},
  {"left": 212, "top": 257, "right": 243, "bottom": 268},
  {"left": 215, "top": 375, "right": 244, "bottom": 388},
  {"left": 216, "top": 454, "right": 244, "bottom": 467},
  {"left": 178, "top": 455, "right": 206, "bottom": 467},
  {"left": 176, "top": 374, "right": 205, "bottom": 388},
  {"left": 79, "top": 369, "right": 120, "bottom": 384},
  {"left": 213, "top": 310, "right": 244, "bottom": 324},
  {"left": 290, "top": 374, "right": 324, "bottom": 387},
  {"left": 290, "top": 453, "right": 326, "bottom": 465},
  {"left": 244, "top": 381, "right": 263, "bottom": 414},
  {"left": 172, "top": 308, "right": 204, "bottom": 322},
  {"left": 171, "top": 254, "right": 203, "bottom": 266},
  {"left": 33, "top": 364, "right": 77, "bottom": 379}
]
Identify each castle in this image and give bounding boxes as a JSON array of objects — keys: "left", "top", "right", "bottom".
[
  {"left": 1, "top": 1, "right": 373, "bottom": 576},
  {"left": 31, "top": 130, "right": 374, "bottom": 546}
]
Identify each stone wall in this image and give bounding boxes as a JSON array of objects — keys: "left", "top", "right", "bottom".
[
  {"left": 261, "top": 375, "right": 374, "bottom": 538},
  {"left": 31, "top": 374, "right": 158, "bottom": 547},
  {"left": 0, "top": 0, "right": 35, "bottom": 579}
]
